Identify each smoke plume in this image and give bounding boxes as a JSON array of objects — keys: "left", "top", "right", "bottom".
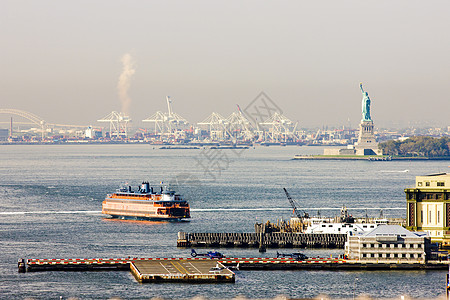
[{"left": 117, "top": 53, "right": 136, "bottom": 116}]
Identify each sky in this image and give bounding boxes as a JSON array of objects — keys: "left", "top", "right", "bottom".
[{"left": 1, "top": 0, "right": 449, "bottom": 129}]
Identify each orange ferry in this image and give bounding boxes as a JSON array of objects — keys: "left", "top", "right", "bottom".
[{"left": 102, "top": 182, "right": 190, "bottom": 220}]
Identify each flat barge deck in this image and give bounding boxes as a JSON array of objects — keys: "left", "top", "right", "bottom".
[{"left": 131, "top": 260, "right": 234, "bottom": 283}]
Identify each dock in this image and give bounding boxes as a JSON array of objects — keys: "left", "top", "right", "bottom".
[
  {"left": 177, "top": 232, "right": 347, "bottom": 249},
  {"left": 20, "top": 257, "right": 235, "bottom": 283},
  {"left": 19, "top": 257, "right": 448, "bottom": 277}
]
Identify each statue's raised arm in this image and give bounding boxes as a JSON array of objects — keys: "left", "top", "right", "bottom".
[{"left": 360, "top": 83, "right": 365, "bottom": 94}]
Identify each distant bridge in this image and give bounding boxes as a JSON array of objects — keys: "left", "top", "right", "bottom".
[
  {"left": 0, "top": 109, "right": 45, "bottom": 126},
  {"left": 0, "top": 109, "right": 91, "bottom": 138}
]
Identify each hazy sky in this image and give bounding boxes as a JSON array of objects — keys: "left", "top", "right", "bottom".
[{"left": 1, "top": 0, "right": 449, "bottom": 128}]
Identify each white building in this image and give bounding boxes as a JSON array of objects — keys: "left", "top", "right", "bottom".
[
  {"left": 345, "top": 225, "right": 430, "bottom": 263},
  {"left": 406, "top": 173, "right": 450, "bottom": 245}
]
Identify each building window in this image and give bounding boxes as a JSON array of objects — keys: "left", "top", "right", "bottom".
[
  {"left": 418, "top": 182, "right": 423, "bottom": 187},
  {"left": 362, "top": 254, "right": 366, "bottom": 258},
  {"left": 437, "top": 182, "right": 445, "bottom": 187},
  {"left": 394, "top": 253, "right": 398, "bottom": 258},
  {"left": 371, "top": 253, "right": 375, "bottom": 258},
  {"left": 426, "top": 182, "right": 430, "bottom": 187},
  {"left": 421, "top": 211, "right": 423, "bottom": 223},
  {"left": 371, "top": 244, "right": 375, "bottom": 248},
  {"left": 429, "top": 211, "right": 432, "bottom": 223}
]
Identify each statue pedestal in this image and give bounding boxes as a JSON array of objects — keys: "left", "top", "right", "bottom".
[{"left": 354, "top": 120, "right": 382, "bottom": 155}]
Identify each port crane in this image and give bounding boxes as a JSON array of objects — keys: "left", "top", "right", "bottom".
[{"left": 283, "top": 188, "right": 309, "bottom": 220}]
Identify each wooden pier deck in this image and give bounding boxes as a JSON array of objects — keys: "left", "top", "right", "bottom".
[{"left": 177, "top": 232, "right": 347, "bottom": 249}]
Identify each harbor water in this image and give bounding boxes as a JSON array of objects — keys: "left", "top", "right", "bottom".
[{"left": 0, "top": 145, "right": 448, "bottom": 299}]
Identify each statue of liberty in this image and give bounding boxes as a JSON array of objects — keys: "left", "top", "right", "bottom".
[{"left": 360, "top": 83, "right": 371, "bottom": 121}]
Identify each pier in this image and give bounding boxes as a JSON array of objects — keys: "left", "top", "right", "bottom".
[
  {"left": 18, "top": 257, "right": 448, "bottom": 276},
  {"left": 177, "top": 232, "right": 347, "bottom": 249},
  {"left": 20, "top": 257, "right": 235, "bottom": 283}
]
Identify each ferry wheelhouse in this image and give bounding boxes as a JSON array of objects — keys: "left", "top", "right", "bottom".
[{"left": 102, "top": 182, "right": 190, "bottom": 220}]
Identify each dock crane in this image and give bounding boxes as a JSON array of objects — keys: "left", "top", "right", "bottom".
[{"left": 283, "top": 188, "right": 309, "bottom": 220}]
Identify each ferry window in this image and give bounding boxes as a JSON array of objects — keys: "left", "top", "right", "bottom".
[
  {"left": 329, "top": 225, "right": 333, "bottom": 227},
  {"left": 363, "top": 225, "right": 367, "bottom": 228},
  {"left": 322, "top": 225, "right": 326, "bottom": 227},
  {"left": 418, "top": 182, "right": 423, "bottom": 187},
  {"left": 437, "top": 182, "right": 445, "bottom": 187},
  {"left": 426, "top": 182, "right": 430, "bottom": 187}
]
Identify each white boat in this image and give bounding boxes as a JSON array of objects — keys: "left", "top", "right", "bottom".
[{"left": 301, "top": 206, "right": 388, "bottom": 234}]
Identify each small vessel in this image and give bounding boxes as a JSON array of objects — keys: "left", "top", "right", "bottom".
[
  {"left": 303, "top": 207, "right": 388, "bottom": 234},
  {"left": 102, "top": 182, "right": 190, "bottom": 220}
]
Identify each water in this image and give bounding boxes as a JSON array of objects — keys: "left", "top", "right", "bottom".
[{"left": 0, "top": 145, "right": 448, "bottom": 299}]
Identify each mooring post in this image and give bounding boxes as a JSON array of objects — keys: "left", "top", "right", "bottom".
[
  {"left": 257, "top": 223, "right": 266, "bottom": 252},
  {"left": 18, "top": 258, "right": 25, "bottom": 273}
]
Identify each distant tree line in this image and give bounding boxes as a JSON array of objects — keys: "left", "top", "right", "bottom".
[{"left": 379, "top": 136, "right": 450, "bottom": 157}]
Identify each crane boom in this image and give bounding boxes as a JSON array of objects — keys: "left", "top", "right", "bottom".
[{"left": 283, "top": 188, "right": 309, "bottom": 219}]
